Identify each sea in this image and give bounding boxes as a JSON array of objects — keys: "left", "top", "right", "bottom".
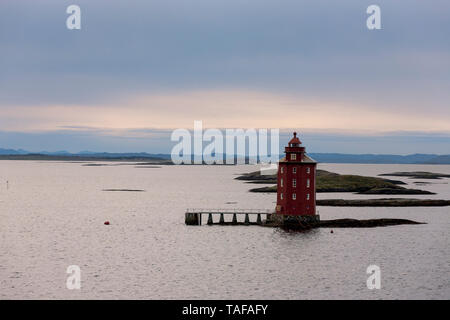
[{"left": 0, "top": 161, "right": 449, "bottom": 299}]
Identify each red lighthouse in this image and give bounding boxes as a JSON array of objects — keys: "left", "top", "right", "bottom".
[{"left": 274, "top": 132, "right": 319, "bottom": 227}]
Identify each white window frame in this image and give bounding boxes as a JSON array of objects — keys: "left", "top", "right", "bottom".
[
  {"left": 291, "top": 154, "right": 297, "bottom": 160},
  {"left": 293, "top": 167, "right": 297, "bottom": 174},
  {"left": 307, "top": 179, "right": 310, "bottom": 188},
  {"left": 281, "top": 167, "right": 284, "bottom": 174},
  {"left": 280, "top": 193, "right": 283, "bottom": 200},
  {"left": 306, "top": 167, "right": 310, "bottom": 174},
  {"left": 292, "top": 193, "right": 296, "bottom": 200},
  {"left": 292, "top": 179, "right": 296, "bottom": 187},
  {"left": 280, "top": 178, "right": 283, "bottom": 187},
  {"left": 306, "top": 193, "right": 310, "bottom": 200}
]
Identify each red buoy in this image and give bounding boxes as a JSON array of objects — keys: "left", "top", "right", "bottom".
[{"left": 104, "top": 221, "right": 110, "bottom": 225}]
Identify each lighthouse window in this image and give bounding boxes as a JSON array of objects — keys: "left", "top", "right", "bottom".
[
  {"left": 307, "top": 179, "right": 310, "bottom": 188},
  {"left": 291, "top": 154, "right": 297, "bottom": 160},
  {"left": 280, "top": 193, "right": 283, "bottom": 200},
  {"left": 293, "top": 167, "right": 297, "bottom": 174},
  {"left": 306, "top": 167, "right": 310, "bottom": 174},
  {"left": 281, "top": 167, "right": 284, "bottom": 174},
  {"left": 292, "top": 193, "right": 296, "bottom": 200},
  {"left": 280, "top": 178, "right": 283, "bottom": 187},
  {"left": 306, "top": 194, "right": 310, "bottom": 200},
  {"left": 292, "top": 179, "right": 296, "bottom": 187}
]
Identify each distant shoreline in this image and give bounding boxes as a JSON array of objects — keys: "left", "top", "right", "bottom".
[
  {"left": 0, "top": 154, "right": 173, "bottom": 163},
  {"left": 1, "top": 154, "right": 450, "bottom": 165},
  {"left": 1, "top": 150, "right": 450, "bottom": 164}
]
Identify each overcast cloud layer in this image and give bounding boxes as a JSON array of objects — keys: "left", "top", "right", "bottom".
[{"left": 0, "top": 0, "right": 449, "bottom": 153}]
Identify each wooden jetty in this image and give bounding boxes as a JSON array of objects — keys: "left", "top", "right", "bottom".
[
  {"left": 185, "top": 208, "right": 274, "bottom": 226},
  {"left": 185, "top": 209, "right": 424, "bottom": 229}
]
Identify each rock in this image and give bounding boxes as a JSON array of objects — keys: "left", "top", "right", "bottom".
[
  {"left": 102, "top": 189, "right": 145, "bottom": 192},
  {"left": 379, "top": 171, "right": 450, "bottom": 179},
  {"left": 318, "top": 218, "right": 424, "bottom": 228},
  {"left": 316, "top": 198, "right": 450, "bottom": 207},
  {"left": 249, "top": 186, "right": 277, "bottom": 192},
  {"left": 357, "top": 188, "right": 435, "bottom": 195},
  {"left": 262, "top": 216, "right": 424, "bottom": 229}
]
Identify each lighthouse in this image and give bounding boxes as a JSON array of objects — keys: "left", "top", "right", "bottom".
[{"left": 274, "top": 132, "right": 319, "bottom": 227}]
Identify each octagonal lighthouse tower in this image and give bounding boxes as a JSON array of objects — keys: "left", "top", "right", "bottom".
[{"left": 274, "top": 132, "right": 319, "bottom": 227}]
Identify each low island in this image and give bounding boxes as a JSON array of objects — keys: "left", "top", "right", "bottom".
[
  {"left": 237, "top": 169, "right": 435, "bottom": 194},
  {"left": 378, "top": 171, "right": 450, "bottom": 179},
  {"left": 236, "top": 170, "right": 450, "bottom": 207}
]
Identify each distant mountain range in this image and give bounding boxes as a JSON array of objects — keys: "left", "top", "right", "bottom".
[
  {"left": 0, "top": 148, "right": 29, "bottom": 155},
  {"left": 0, "top": 148, "right": 449, "bottom": 164},
  {"left": 0, "top": 148, "right": 172, "bottom": 159}
]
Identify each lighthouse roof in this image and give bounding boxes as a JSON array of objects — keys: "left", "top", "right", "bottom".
[
  {"left": 279, "top": 154, "right": 317, "bottom": 163},
  {"left": 302, "top": 154, "right": 317, "bottom": 163},
  {"left": 288, "top": 132, "right": 302, "bottom": 145}
]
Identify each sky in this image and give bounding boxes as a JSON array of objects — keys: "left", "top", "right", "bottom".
[{"left": 0, "top": 0, "right": 449, "bottom": 154}]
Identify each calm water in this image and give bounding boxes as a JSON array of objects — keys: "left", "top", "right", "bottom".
[{"left": 1, "top": 161, "right": 449, "bottom": 299}]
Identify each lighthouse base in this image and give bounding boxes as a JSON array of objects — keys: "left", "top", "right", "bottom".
[{"left": 268, "top": 214, "right": 320, "bottom": 229}]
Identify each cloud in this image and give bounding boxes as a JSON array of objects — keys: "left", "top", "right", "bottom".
[
  {"left": 1, "top": 0, "right": 449, "bottom": 106},
  {"left": 1, "top": 90, "right": 450, "bottom": 133},
  {"left": 0, "top": 0, "right": 449, "bottom": 153}
]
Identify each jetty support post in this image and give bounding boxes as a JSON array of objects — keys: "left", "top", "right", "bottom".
[
  {"left": 207, "top": 213, "right": 213, "bottom": 225},
  {"left": 232, "top": 213, "right": 237, "bottom": 224},
  {"left": 244, "top": 213, "right": 250, "bottom": 225},
  {"left": 257, "top": 214, "right": 262, "bottom": 224},
  {"left": 185, "top": 212, "right": 200, "bottom": 225},
  {"left": 219, "top": 213, "right": 225, "bottom": 224}
]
